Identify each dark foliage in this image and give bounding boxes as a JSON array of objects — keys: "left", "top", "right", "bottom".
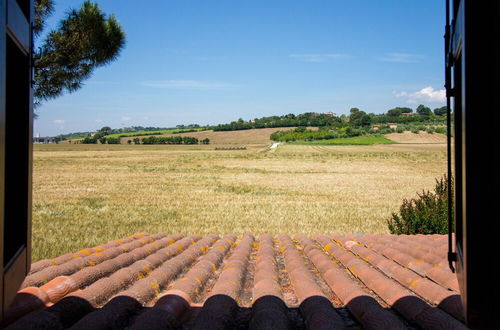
[
  {"left": 416, "top": 104, "right": 433, "bottom": 116},
  {"left": 388, "top": 175, "right": 453, "bottom": 235},
  {"left": 34, "top": 0, "right": 55, "bottom": 36},
  {"left": 34, "top": 1, "right": 125, "bottom": 104},
  {"left": 212, "top": 113, "right": 341, "bottom": 131},
  {"left": 81, "top": 136, "right": 97, "bottom": 144},
  {"left": 433, "top": 106, "right": 447, "bottom": 116},
  {"left": 270, "top": 126, "right": 368, "bottom": 142},
  {"left": 106, "top": 137, "right": 120, "bottom": 144},
  {"left": 140, "top": 136, "right": 200, "bottom": 145}
]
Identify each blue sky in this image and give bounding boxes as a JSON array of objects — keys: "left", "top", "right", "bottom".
[{"left": 35, "top": 0, "right": 446, "bottom": 136}]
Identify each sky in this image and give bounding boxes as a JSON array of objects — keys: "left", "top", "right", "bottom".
[{"left": 35, "top": 0, "right": 446, "bottom": 136}]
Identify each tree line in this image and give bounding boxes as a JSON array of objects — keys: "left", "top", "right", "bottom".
[
  {"left": 271, "top": 122, "right": 448, "bottom": 143},
  {"left": 139, "top": 136, "right": 209, "bottom": 145},
  {"left": 211, "top": 105, "right": 447, "bottom": 132},
  {"left": 81, "top": 135, "right": 210, "bottom": 145},
  {"left": 63, "top": 104, "right": 447, "bottom": 142}
]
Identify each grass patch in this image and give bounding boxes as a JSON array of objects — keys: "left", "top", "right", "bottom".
[{"left": 291, "top": 135, "right": 396, "bottom": 145}]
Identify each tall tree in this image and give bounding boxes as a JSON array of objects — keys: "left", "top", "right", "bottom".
[
  {"left": 416, "top": 104, "right": 432, "bottom": 116},
  {"left": 34, "top": 0, "right": 125, "bottom": 106},
  {"left": 433, "top": 106, "right": 447, "bottom": 116}
]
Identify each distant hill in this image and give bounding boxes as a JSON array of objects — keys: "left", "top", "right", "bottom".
[{"left": 119, "top": 127, "right": 304, "bottom": 145}]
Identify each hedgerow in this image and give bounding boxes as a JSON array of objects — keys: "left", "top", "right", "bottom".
[{"left": 140, "top": 136, "right": 206, "bottom": 145}]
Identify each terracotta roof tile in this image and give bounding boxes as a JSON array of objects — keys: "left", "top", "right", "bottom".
[{"left": 3, "top": 233, "right": 468, "bottom": 329}]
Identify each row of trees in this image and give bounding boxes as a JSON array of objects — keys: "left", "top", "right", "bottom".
[
  {"left": 271, "top": 127, "right": 367, "bottom": 142},
  {"left": 386, "top": 105, "right": 446, "bottom": 117},
  {"left": 271, "top": 122, "right": 448, "bottom": 142},
  {"left": 81, "top": 136, "right": 120, "bottom": 144},
  {"left": 81, "top": 135, "right": 211, "bottom": 145},
  {"left": 347, "top": 106, "right": 447, "bottom": 126},
  {"left": 139, "top": 136, "right": 210, "bottom": 145},
  {"left": 209, "top": 105, "right": 447, "bottom": 132},
  {"left": 212, "top": 113, "right": 341, "bottom": 131}
]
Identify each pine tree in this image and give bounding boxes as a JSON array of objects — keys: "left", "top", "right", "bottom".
[{"left": 34, "top": 0, "right": 125, "bottom": 106}]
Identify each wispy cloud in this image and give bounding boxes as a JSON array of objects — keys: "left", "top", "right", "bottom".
[
  {"left": 53, "top": 119, "right": 65, "bottom": 124},
  {"left": 289, "top": 53, "right": 347, "bottom": 63},
  {"left": 378, "top": 52, "right": 423, "bottom": 63},
  {"left": 95, "top": 119, "right": 104, "bottom": 123},
  {"left": 141, "top": 80, "right": 236, "bottom": 90},
  {"left": 121, "top": 116, "right": 132, "bottom": 121},
  {"left": 394, "top": 86, "right": 446, "bottom": 104}
]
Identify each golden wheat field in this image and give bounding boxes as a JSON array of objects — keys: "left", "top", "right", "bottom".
[{"left": 32, "top": 142, "right": 446, "bottom": 261}]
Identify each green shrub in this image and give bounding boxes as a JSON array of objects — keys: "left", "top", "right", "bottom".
[
  {"left": 435, "top": 126, "right": 446, "bottom": 134},
  {"left": 107, "top": 137, "right": 121, "bottom": 144},
  {"left": 426, "top": 127, "right": 434, "bottom": 134},
  {"left": 82, "top": 136, "right": 98, "bottom": 144},
  {"left": 127, "top": 140, "right": 132, "bottom": 144},
  {"left": 133, "top": 137, "right": 140, "bottom": 144},
  {"left": 388, "top": 175, "right": 452, "bottom": 235},
  {"left": 396, "top": 127, "right": 404, "bottom": 133},
  {"left": 410, "top": 127, "right": 420, "bottom": 134},
  {"left": 379, "top": 127, "right": 392, "bottom": 134}
]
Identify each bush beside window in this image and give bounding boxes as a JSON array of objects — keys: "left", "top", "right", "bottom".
[{"left": 388, "top": 175, "right": 452, "bottom": 235}]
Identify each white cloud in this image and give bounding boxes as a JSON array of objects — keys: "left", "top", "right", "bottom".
[
  {"left": 53, "top": 119, "right": 65, "bottom": 124},
  {"left": 394, "top": 86, "right": 446, "bottom": 104},
  {"left": 121, "top": 116, "right": 131, "bottom": 121},
  {"left": 392, "top": 91, "right": 408, "bottom": 97},
  {"left": 378, "top": 53, "right": 423, "bottom": 63},
  {"left": 289, "top": 53, "right": 347, "bottom": 62},
  {"left": 141, "top": 80, "right": 235, "bottom": 90}
]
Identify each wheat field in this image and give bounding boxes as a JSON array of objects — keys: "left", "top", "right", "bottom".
[{"left": 32, "top": 142, "right": 446, "bottom": 261}]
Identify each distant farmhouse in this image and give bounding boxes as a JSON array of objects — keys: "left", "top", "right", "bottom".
[
  {"left": 400, "top": 112, "right": 416, "bottom": 116},
  {"left": 33, "top": 136, "right": 61, "bottom": 144},
  {"left": 372, "top": 123, "right": 397, "bottom": 130},
  {"left": 323, "top": 112, "right": 337, "bottom": 117}
]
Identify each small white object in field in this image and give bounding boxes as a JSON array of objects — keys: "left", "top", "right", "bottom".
[{"left": 270, "top": 143, "right": 281, "bottom": 149}]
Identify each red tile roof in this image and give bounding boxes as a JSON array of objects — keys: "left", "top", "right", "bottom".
[{"left": 3, "top": 233, "right": 467, "bottom": 329}]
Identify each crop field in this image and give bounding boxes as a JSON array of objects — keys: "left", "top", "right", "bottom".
[
  {"left": 32, "top": 142, "right": 446, "bottom": 261},
  {"left": 386, "top": 131, "right": 446, "bottom": 144}
]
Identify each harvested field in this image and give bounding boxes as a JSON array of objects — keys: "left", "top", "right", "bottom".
[
  {"left": 5, "top": 233, "right": 465, "bottom": 329},
  {"left": 119, "top": 127, "right": 302, "bottom": 145},
  {"left": 32, "top": 143, "right": 446, "bottom": 261},
  {"left": 385, "top": 131, "right": 446, "bottom": 144}
]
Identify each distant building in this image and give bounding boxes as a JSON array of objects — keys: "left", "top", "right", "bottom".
[
  {"left": 33, "top": 136, "right": 61, "bottom": 144},
  {"left": 323, "top": 112, "right": 337, "bottom": 117},
  {"left": 401, "top": 112, "right": 416, "bottom": 116},
  {"left": 388, "top": 123, "right": 398, "bottom": 129},
  {"left": 372, "top": 124, "right": 380, "bottom": 131}
]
